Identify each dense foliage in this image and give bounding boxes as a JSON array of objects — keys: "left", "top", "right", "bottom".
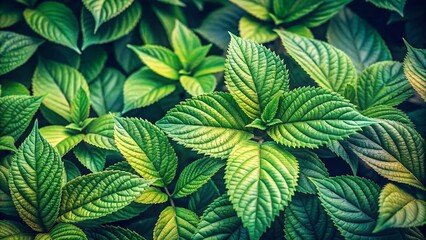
[{"left": 0, "top": 0, "right": 425, "bottom": 239}]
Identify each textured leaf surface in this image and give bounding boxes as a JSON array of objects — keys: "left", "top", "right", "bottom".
[
  {"left": 70, "top": 88, "right": 90, "bottom": 124},
  {"left": 345, "top": 120, "right": 425, "bottom": 190},
  {"left": 375, "top": 183, "right": 426, "bottom": 232},
  {"left": 171, "top": 20, "right": 202, "bottom": 69},
  {"left": 327, "top": 8, "right": 391, "bottom": 72},
  {"left": 23, "top": 2, "right": 80, "bottom": 53},
  {"left": 0, "top": 95, "right": 43, "bottom": 140},
  {"left": 59, "top": 171, "right": 150, "bottom": 222},
  {"left": 173, "top": 157, "right": 224, "bottom": 198},
  {"left": 180, "top": 74, "right": 216, "bottom": 97},
  {"left": 9, "top": 123, "right": 63, "bottom": 232},
  {"left": 188, "top": 180, "right": 220, "bottom": 216},
  {"left": 64, "top": 160, "right": 81, "bottom": 182},
  {"left": 154, "top": 206, "right": 199, "bottom": 240},
  {"left": 156, "top": 93, "right": 253, "bottom": 159},
  {"left": 361, "top": 105, "right": 414, "bottom": 127},
  {"left": 114, "top": 117, "right": 177, "bottom": 187},
  {"left": 267, "top": 87, "right": 374, "bottom": 148},
  {"left": 0, "top": 220, "right": 34, "bottom": 239},
  {"left": 225, "top": 34, "right": 289, "bottom": 119},
  {"left": 83, "top": 0, "right": 134, "bottom": 31},
  {"left": 229, "top": 0, "right": 270, "bottom": 21},
  {"left": 284, "top": 193, "right": 343, "bottom": 240},
  {"left": 84, "top": 114, "right": 116, "bottom": 151},
  {"left": 135, "top": 187, "right": 168, "bottom": 204},
  {"left": 278, "top": 30, "right": 357, "bottom": 95},
  {"left": 193, "top": 195, "right": 249, "bottom": 240},
  {"left": 367, "top": 0, "right": 406, "bottom": 16},
  {"left": 0, "top": 136, "right": 17, "bottom": 152},
  {"left": 357, "top": 61, "right": 412, "bottom": 110},
  {"left": 73, "top": 143, "right": 106, "bottom": 172},
  {"left": 238, "top": 16, "right": 276, "bottom": 44},
  {"left": 0, "top": 31, "right": 44, "bottom": 75},
  {"left": 225, "top": 141, "right": 299, "bottom": 239},
  {"left": 40, "top": 126, "right": 84, "bottom": 156},
  {"left": 85, "top": 225, "right": 145, "bottom": 240},
  {"left": 0, "top": 165, "right": 18, "bottom": 216},
  {"left": 193, "top": 56, "right": 225, "bottom": 77},
  {"left": 36, "top": 223, "right": 87, "bottom": 240},
  {"left": 0, "top": 81, "right": 30, "bottom": 97},
  {"left": 404, "top": 40, "right": 426, "bottom": 101}
]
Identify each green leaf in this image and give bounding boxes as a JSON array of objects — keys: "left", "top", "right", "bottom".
[
  {"left": 225, "top": 141, "right": 299, "bottom": 239},
  {"left": 375, "top": 183, "right": 426, "bottom": 232},
  {"left": 344, "top": 120, "right": 426, "bottom": 190},
  {"left": 284, "top": 193, "right": 343, "bottom": 240},
  {"left": 0, "top": 81, "right": 30, "bottom": 96},
  {"left": 39, "top": 126, "right": 84, "bottom": 156},
  {"left": 81, "top": 1, "right": 141, "bottom": 50},
  {"left": 173, "top": 157, "right": 224, "bottom": 198},
  {"left": 186, "top": 45, "right": 212, "bottom": 71},
  {"left": 225, "top": 34, "right": 289, "bottom": 120},
  {"left": 9, "top": 123, "right": 63, "bottom": 232},
  {"left": 171, "top": 20, "right": 202, "bottom": 69},
  {"left": 84, "top": 114, "right": 116, "bottom": 151},
  {"left": 327, "top": 8, "right": 392, "bottom": 72},
  {"left": 89, "top": 68, "right": 125, "bottom": 116},
  {"left": 239, "top": 16, "right": 276, "bottom": 44},
  {"left": 23, "top": 2, "right": 80, "bottom": 53},
  {"left": 123, "top": 67, "right": 176, "bottom": 113},
  {"left": 404, "top": 40, "right": 426, "bottom": 101},
  {"left": 285, "top": 25, "right": 314, "bottom": 38},
  {"left": 193, "top": 56, "right": 225, "bottom": 77},
  {"left": 193, "top": 195, "right": 249, "bottom": 240},
  {"left": 78, "top": 46, "right": 107, "bottom": 82},
  {"left": 35, "top": 223, "right": 87, "bottom": 240},
  {"left": 273, "top": 0, "right": 321, "bottom": 23},
  {"left": 188, "top": 180, "right": 220, "bottom": 216},
  {"left": 361, "top": 105, "right": 414, "bottom": 127},
  {"left": 328, "top": 141, "right": 359, "bottom": 175},
  {"left": 82, "top": 0, "right": 134, "bottom": 32},
  {"left": 367, "top": 0, "right": 406, "bottom": 16},
  {"left": 0, "top": 136, "right": 17, "bottom": 152},
  {"left": 128, "top": 45, "right": 181, "bottom": 80},
  {"left": 85, "top": 225, "right": 145, "bottom": 240},
  {"left": 114, "top": 117, "right": 177, "bottom": 187},
  {"left": 267, "top": 87, "right": 375, "bottom": 148},
  {"left": 0, "top": 165, "right": 18, "bottom": 216},
  {"left": 229, "top": 0, "right": 271, "bottom": 21},
  {"left": 0, "top": 220, "right": 34, "bottom": 239},
  {"left": 357, "top": 61, "right": 412, "bottom": 110},
  {"left": 73, "top": 143, "right": 106, "bottom": 172},
  {"left": 64, "top": 160, "right": 81, "bottom": 182},
  {"left": 58, "top": 171, "right": 150, "bottom": 223},
  {"left": 113, "top": 31, "right": 142, "bottom": 74},
  {"left": 154, "top": 206, "right": 199, "bottom": 240},
  {"left": 135, "top": 186, "right": 168, "bottom": 204},
  {"left": 180, "top": 74, "right": 217, "bottom": 97},
  {"left": 296, "top": 0, "right": 352, "bottom": 27},
  {"left": 70, "top": 88, "right": 90, "bottom": 124},
  {"left": 33, "top": 58, "right": 90, "bottom": 122},
  {"left": 0, "top": 1, "right": 22, "bottom": 28},
  {"left": 0, "top": 95, "right": 43, "bottom": 140},
  {"left": 277, "top": 30, "right": 357, "bottom": 95},
  {"left": 261, "top": 91, "right": 282, "bottom": 123},
  {"left": 0, "top": 31, "right": 44, "bottom": 75},
  {"left": 156, "top": 92, "right": 253, "bottom": 159}
]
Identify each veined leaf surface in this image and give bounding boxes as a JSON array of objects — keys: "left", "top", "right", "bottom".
[
  {"left": 404, "top": 40, "right": 426, "bottom": 101},
  {"left": 82, "top": 0, "right": 134, "bottom": 32},
  {"left": 153, "top": 206, "right": 199, "bottom": 240}
]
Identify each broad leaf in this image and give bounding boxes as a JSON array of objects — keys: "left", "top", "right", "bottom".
[
  {"left": 239, "top": 16, "right": 276, "bottom": 44},
  {"left": 36, "top": 223, "right": 87, "bottom": 240},
  {"left": 154, "top": 206, "right": 199, "bottom": 240},
  {"left": 0, "top": 1, "right": 22, "bottom": 28},
  {"left": 64, "top": 160, "right": 81, "bottom": 182},
  {"left": 0, "top": 31, "right": 44, "bottom": 75},
  {"left": 272, "top": 0, "right": 320, "bottom": 23},
  {"left": 40, "top": 126, "right": 84, "bottom": 156},
  {"left": 404, "top": 40, "right": 426, "bottom": 101},
  {"left": 0, "top": 81, "right": 30, "bottom": 96},
  {"left": 0, "top": 165, "right": 18, "bottom": 216},
  {"left": 267, "top": 87, "right": 375, "bottom": 148},
  {"left": 113, "top": 31, "right": 142, "bottom": 74},
  {"left": 193, "top": 195, "right": 249, "bottom": 240},
  {"left": 357, "top": 61, "right": 412, "bottom": 110},
  {"left": 171, "top": 20, "right": 202, "bottom": 69},
  {"left": 229, "top": 0, "right": 271, "bottom": 21},
  {"left": 180, "top": 74, "right": 216, "bottom": 97},
  {"left": 296, "top": 0, "right": 352, "bottom": 27},
  {"left": 33, "top": 58, "right": 89, "bottom": 122},
  {"left": 58, "top": 171, "right": 150, "bottom": 222},
  {"left": 73, "top": 143, "right": 106, "bottom": 172},
  {"left": 85, "top": 225, "right": 145, "bottom": 240},
  {"left": 0, "top": 136, "right": 17, "bottom": 152},
  {"left": 193, "top": 56, "right": 225, "bottom": 77},
  {"left": 173, "top": 157, "right": 224, "bottom": 198},
  {"left": 225, "top": 141, "right": 299, "bottom": 239},
  {"left": 114, "top": 117, "right": 177, "bottom": 187},
  {"left": 79, "top": 46, "right": 107, "bottom": 82},
  {"left": 278, "top": 30, "right": 357, "bottom": 95},
  {"left": 0, "top": 95, "right": 43, "bottom": 140},
  {"left": 23, "top": 2, "right": 80, "bottom": 53},
  {"left": 361, "top": 105, "right": 414, "bottom": 127},
  {"left": 84, "top": 114, "right": 116, "bottom": 151},
  {"left": 327, "top": 8, "right": 392, "bottom": 72},
  {"left": 70, "top": 88, "right": 90, "bottom": 124},
  {"left": 82, "top": 0, "right": 134, "bottom": 32},
  {"left": 284, "top": 193, "right": 343, "bottom": 240},
  {"left": 225, "top": 34, "right": 289, "bottom": 120},
  {"left": 156, "top": 93, "right": 253, "bottom": 159},
  {"left": 367, "top": 0, "right": 406, "bottom": 16},
  {"left": 0, "top": 220, "right": 34, "bottom": 239},
  {"left": 135, "top": 187, "right": 168, "bottom": 204},
  {"left": 9, "top": 123, "right": 63, "bottom": 232},
  {"left": 188, "top": 180, "right": 220, "bottom": 216}
]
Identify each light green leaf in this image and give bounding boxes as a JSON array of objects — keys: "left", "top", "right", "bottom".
[
  {"left": 81, "top": 1, "right": 141, "bottom": 50},
  {"left": 0, "top": 136, "right": 17, "bottom": 152},
  {"left": 0, "top": 31, "right": 44, "bottom": 75},
  {"left": 285, "top": 25, "right": 314, "bottom": 38},
  {"left": 296, "top": 0, "right": 352, "bottom": 27},
  {"left": 70, "top": 88, "right": 90, "bottom": 124},
  {"left": 193, "top": 56, "right": 225, "bottom": 77},
  {"left": 171, "top": 20, "right": 202, "bottom": 69},
  {"left": 64, "top": 160, "right": 81, "bottom": 182},
  {"left": 229, "top": 0, "right": 271, "bottom": 21},
  {"left": 39, "top": 126, "right": 84, "bottom": 156},
  {"left": 0, "top": 220, "right": 34, "bottom": 239},
  {"left": 193, "top": 195, "right": 249, "bottom": 240},
  {"left": 173, "top": 157, "right": 224, "bottom": 198},
  {"left": 0, "top": 95, "right": 43, "bottom": 140},
  {"left": 35, "top": 223, "right": 87, "bottom": 240},
  {"left": 186, "top": 45, "right": 212, "bottom": 71},
  {"left": 284, "top": 193, "right": 343, "bottom": 240},
  {"left": 260, "top": 91, "right": 282, "bottom": 123},
  {"left": 135, "top": 187, "right": 168, "bottom": 204},
  {"left": 9, "top": 123, "right": 63, "bottom": 232},
  {"left": 225, "top": 34, "right": 289, "bottom": 120},
  {"left": 89, "top": 68, "right": 125, "bottom": 116},
  {"left": 267, "top": 87, "right": 375, "bottom": 148},
  {"left": 367, "top": 0, "right": 406, "bottom": 16},
  {"left": 375, "top": 183, "right": 426, "bottom": 232},
  {"left": 123, "top": 67, "right": 176, "bottom": 113},
  {"left": 23, "top": 2, "right": 80, "bottom": 53},
  {"left": 85, "top": 225, "right": 145, "bottom": 240},
  {"left": 225, "top": 141, "right": 299, "bottom": 239},
  {"left": 33, "top": 58, "right": 89, "bottom": 122},
  {"left": 239, "top": 16, "right": 277, "bottom": 44},
  {"left": 344, "top": 120, "right": 426, "bottom": 190},
  {"left": 82, "top": 0, "right": 134, "bottom": 32},
  {"left": 0, "top": 1, "right": 22, "bottom": 28},
  {"left": 277, "top": 30, "right": 357, "bottom": 95},
  {"left": 58, "top": 171, "right": 151, "bottom": 223},
  {"left": 0, "top": 81, "right": 30, "bottom": 96},
  {"left": 84, "top": 114, "right": 116, "bottom": 151},
  {"left": 357, "top": 61, "right": 412, "bottom": 110},
  {"left": 327, "top": 8, "right": 392, "bottom": 72},
  {"left": 114, "top": 117, "right": 177, "bottom": 187},
  {"left": 73, "top": 143, "right": 106, "bottom": 172},
  {"left": 79, "top": 46, "right": 107, "bottom": 82},
  {"left": 154, "top": 206, "right": 199, "bottom": 240},
  {"left": 180, "top": 74, "right": 216, "bottom": 97},
  {"left": 156, "top": 93, "right": 253, "bottom": 159},
  {"left": 361, "top": 105, "right": 414, "bottom": 127},
  {"left": 404, "top": 40, "right": 426, "bottom": 101},
  {"left": 128, "top": 45, "right": 181, "bottom": 80}
]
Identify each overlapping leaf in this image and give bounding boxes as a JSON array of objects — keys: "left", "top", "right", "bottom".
[
  {"left": 404, "top": 40, "right": 426, "bottom": 101},
  {"left": 0, "top": 220, "right": 34, "bottom": 239},
  {"left": 154, "top": 206, "right": 199, "bottom": 240},
  {"left": 135, "top": 187, "right": 168, "bottom": 204},
  {"left": 40, "top": 126, "right": 84, "bottom": 156},
  {"left": 36, "top": 223, "right": 87, "bottom": 240},
  {"left": 84, "top": 114, "right": 116, "bottom": 150},
  {"left": 85, "top": 225, "right": 145, "bottom": 240},
  {"left": 361, "top": 105, "right": 414, "bottom": 127},
  {"left": 83, "top": 0, "right": 134, "bottom": 32},
  {"left": 367, "top": 0, "right": 406, "bottom": 16},
  {"left": 180, "top": 75, "right": 216, "bottom": 97},
  {"left": 79, "top": 46, "right": 107, "bottom": 82}
]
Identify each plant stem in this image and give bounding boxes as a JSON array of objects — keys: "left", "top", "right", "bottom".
[{"left": 164, "top": 187, "right": 175, "bottom": 208}]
